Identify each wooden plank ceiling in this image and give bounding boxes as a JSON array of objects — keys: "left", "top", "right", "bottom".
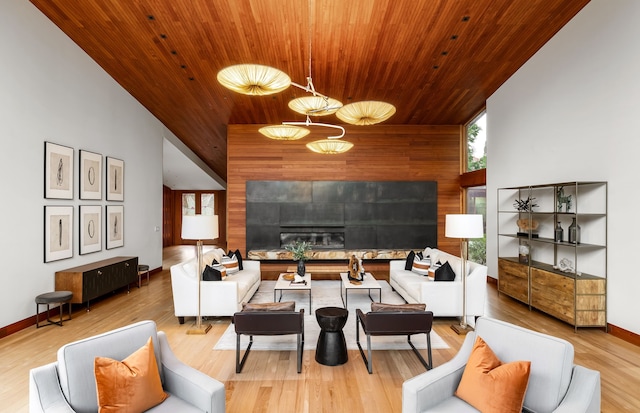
[{"left": 29, "top": 0, "right": 590, "bottom": 181}]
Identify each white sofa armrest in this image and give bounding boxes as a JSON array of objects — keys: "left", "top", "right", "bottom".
[
  {"left": 158, "top": 332, "right": 225, "bottom": 412},
  {"left": 29, "top": 363, "right": 74, "bottom": 413},
  {"left": 551, "top": 365, "right": 600, "bottom": 413},
  {"left": 402, "top": 332, "right": 476, "bottom": 412}
]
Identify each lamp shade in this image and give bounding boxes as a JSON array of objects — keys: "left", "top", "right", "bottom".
[
  {"left": 181, "top": 214, "right": 219, "bottom": 240},
  {"left": 445, "top": 214, "right": 483, "bottom": 239},
  {"left": 306, "top": 139, "right": 354, "bottom": 154}
]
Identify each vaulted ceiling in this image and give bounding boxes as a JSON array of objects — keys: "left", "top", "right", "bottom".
[{"left": 30, "top": 0, "right": 590, "bottom": 182}]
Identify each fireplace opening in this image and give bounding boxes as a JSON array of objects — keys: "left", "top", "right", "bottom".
[{"left": 280, "top": 231, "right": 345, "bottom": 249}]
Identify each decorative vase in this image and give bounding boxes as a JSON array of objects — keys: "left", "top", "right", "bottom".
[
  {"left": 568, "top": 218, "right": 580, "bottom": 244},
  {"left": 554, "top": 221, "right": 564, "bottom": 242},
  {"left": 297, "top": 259, "right": 306, "bottom": 276}
]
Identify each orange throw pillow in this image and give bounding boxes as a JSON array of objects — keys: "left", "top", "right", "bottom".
[
  {"left": 94, "top": 337, "right": 168, "bottom": 413},
  {"left": 455, "top": 336, "right": 531, "bottom": 413}
]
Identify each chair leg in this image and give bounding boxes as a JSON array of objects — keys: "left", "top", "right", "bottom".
[
  {"left": 297, "top": 332, "right": 302, "bottom": 373},
  {"left": 407, "top": 334, "right": 432, "bottom": 370},
  {"left": 236, "top": 334, "right": 254, "bottom": 373},
  {"left": 355, "top": 319, "right": 373, "bottom": 374}
]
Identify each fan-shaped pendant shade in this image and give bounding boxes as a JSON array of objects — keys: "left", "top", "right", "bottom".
[
  {"left": 288, "top": 96, "right": 343, "bottom": 116},
  {"left": 336, "top": 101, "right": 396, "bottom": 125},
  {"left": 306, "top": 139, "right": 354, "bottom": 154},
  {"left": 217, "top": 64, "right": 291, "bottom": 96},
  {"left": 259, "top": 125, "right": 310, "bottom": 140}
]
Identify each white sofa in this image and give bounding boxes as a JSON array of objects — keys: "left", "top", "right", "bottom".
[
  {"left": 402, "top": 317, "right": 600, "bottom": 412},
  {"left": 389, "top": 247, "right": 487, "bottom": 323},
  {"left": 170, "top": 249, "right": 261, "bottom": 321}
]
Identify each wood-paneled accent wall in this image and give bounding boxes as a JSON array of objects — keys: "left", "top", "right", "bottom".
[{"left": 227, "top": 124, "right": 463, "bottom": 256}]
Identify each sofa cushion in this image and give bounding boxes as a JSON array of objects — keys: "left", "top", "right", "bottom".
[
  {"left": 404, "top": 251, "right": 415, "bottom": 270},
  {"left": 242, "top": 301, "right": 295, "bottom": 312},
  {"left": 371, "top": 302, "right": 426, "bottom": 312},
  {"left": 221, "top": 255, "right": 239, "bottom": 274},
  {"left": 455, "top": 336, "right": 531, "bottom": 413},
  {"left": 435, "top": 261, "right": 456, "bottom": 281},
  {"left": 203, "top": 265, "right": 223, "bottom": 281},
  {"left": 94, "top": 336, "right": 168, "bottom": 412},
  {"left": 412, "top": 256, "right": 431, "bottom": 276}
]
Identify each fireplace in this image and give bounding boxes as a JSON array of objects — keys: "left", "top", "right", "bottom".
[{"left": 280, "top": 230, "right": 345, "bottom": 249}]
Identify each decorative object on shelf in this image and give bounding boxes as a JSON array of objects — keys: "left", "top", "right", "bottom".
[
  {"left": 568, "top": 217, "right": 581, "bottom": 244},
  {"left": 518, "top": 242, "right": 530, "bottom": 264},
  {"left": 554, "top": 221, "right": 564, "bottom": 242},
  {"left": 556, "top": 186, "right": 572, "bottom": 212},
  {"left": 181, "top": 214, "right": 219, "bottom": 335},
  {"left": 285, "top": 240, "right": 312, "bottom": 276},
  {"left": 217, "top": 0, "right": 395, "bottom": 154},
  {"left": 513, "top": 196, "right": 539, "bottom": 236},
  {"left": 445, "top": 214, "right": 484, "bottom": 335},
  {"left": 347, "top": 254, "right": 365, "bottom": 284},
  {"left": 554, "top": 258, "right": 576, "bottom": 274}
]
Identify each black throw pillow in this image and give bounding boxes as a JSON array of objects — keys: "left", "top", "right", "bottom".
[
  {"left": 434, "top": 261, "right": 456, "bottom": 282},
  {"left": 233, "top": 249, "right": 244, "bottom": 270},
  {"left": 417, "top": 251, "right": 424, "bottom": 260},
  {"left": 202, "top": 265, "right": 222, "bottom": 281},
  {"left": 405, "top": 251, "right": 416, "bottom": 271},
  {"left": 211, "top": 258, "right": 219, "bottom": 265}
]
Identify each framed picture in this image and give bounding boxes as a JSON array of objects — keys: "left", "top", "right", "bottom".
[
  {"left": 106, "top": 157, "right": 124, "bottom": 201},
  {"left": 44, "top": 206, "right": 73, "bottom": 262},
  {"left": 106, "top": 205, "right": 124, "bottom": 249},
  {"left": 79, "top": 205, "right": 102, "bottom": 255},
  {"left": 79, "top": 150, "right": 102, "bottom": 200},
  {"left": 44, "top": 142, "right": 74, "bottom": 199}
]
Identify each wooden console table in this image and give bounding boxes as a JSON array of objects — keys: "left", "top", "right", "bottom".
[{"left": 55, "top": 256, "right": 138, "bottom": 310}]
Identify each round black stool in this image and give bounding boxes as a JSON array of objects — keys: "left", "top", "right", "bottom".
[
  {"left": 315, "top": 306, "right": 349, "bottom": 366},
  {"left": 35, "top": 291, "right": 73, "bottom": 328},
  {"left": 137, "top": 264, "right": 150, "bottom": 288}
]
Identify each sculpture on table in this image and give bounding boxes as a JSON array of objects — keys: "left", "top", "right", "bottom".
[{"left": 348, "top": 254, "right": 365, "bottom": 284}]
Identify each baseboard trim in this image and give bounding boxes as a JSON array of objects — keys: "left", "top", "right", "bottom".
[
  {"left": 607, "top": 323, "right": 640, "bottom": 347},
  {"left": 0, "top": 266, "right": 162, "bottom": 339}
]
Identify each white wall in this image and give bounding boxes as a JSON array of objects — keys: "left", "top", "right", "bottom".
[
  {"left": 487, "top": 0, "right": 640, "bottom": 334},
  {"left": 0, "top": 0, "right": 164, "bottom": 327}
]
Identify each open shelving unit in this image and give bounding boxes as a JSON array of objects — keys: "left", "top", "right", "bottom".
[{"left": 497, "top": 181, "right": 607, "bottom": 330}]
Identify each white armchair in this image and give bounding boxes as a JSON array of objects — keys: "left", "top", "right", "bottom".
[
  {"left": 402, "top": 317, "right": 600, "bottom": 413},
  {"left": 29, "top": 320, "right": 225, "bottom": 413}
]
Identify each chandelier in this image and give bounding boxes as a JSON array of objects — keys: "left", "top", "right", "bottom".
[{"left": 216, "top": 0, "right": 395, "bottom": 153}]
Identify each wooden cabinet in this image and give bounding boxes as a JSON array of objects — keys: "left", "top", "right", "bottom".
[
  {"left": 497, "top": 182, "right": 607, "bottom": 329},
  {"left": 497, "top": 258, "right": 529, "bottom": 304},
  {"left": 55, "top": 256, "right": 138, "bottom": 308}
]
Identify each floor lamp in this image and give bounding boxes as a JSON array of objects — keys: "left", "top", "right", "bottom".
[
  {"left": 181, "top": 214, "right": 219, "bottom": 335},
  {"left": 445, "top": 214, "right": 484, "bottom": 335}
]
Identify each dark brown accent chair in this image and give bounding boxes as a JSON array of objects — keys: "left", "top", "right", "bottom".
[
  {"left": 232, "top": 309, "right": 305, "bottom": 373},
  {"left": 356, "top": 308, "right": 434, "bottom": 374}
]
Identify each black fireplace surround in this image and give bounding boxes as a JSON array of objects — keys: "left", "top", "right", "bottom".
[{"left": 246, "top": 181, "right": 437, "bottom": 251}]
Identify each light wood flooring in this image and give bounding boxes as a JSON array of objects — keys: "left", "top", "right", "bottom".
[{"left": 1, "top": 246, "right": 639, "bottom": 412}]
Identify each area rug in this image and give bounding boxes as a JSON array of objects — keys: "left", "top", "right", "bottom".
[{"left": 213, "top": 280, "right": 448, "bottom": 351}]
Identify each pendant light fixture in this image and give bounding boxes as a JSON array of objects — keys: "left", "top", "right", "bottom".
[{"left": 217, "top": 0, "right": 395, "bottom": 154}]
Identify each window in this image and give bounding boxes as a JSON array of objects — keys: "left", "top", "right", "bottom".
[
  {"left": 466, "top": 111, "right": 486, "bottom": 172},
  {"left": 182, "top": 193, "right": 195, "bottom": 216},
  {"left": 201, "top": 193, "right": 215, "bottom": 216},
  {"left": 467, "top": 186, "right": 486, "bottom": 265}
]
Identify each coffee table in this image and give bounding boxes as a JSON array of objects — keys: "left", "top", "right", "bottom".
[
  {"left": 339, "top": 272, "right": 381, "bottom": 309},
  {"left": 274, "top": 273, "right": 312, "bottom": 309}
]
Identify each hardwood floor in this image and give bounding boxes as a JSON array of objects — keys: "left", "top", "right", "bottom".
[{"left": 2, "top": 246, "right": 639, "bottom": 412}]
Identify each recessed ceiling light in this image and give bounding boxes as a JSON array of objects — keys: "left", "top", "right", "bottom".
[
  {"left": 462, "top": 16, "right": 470, "bottom": 22},
  {"left": 451, "top": 35, "right": 458, "bottom": 40}
]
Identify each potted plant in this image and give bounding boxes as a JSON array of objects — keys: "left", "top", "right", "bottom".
[
  {"left": 513, "top": 196, "right": 539, "bottom": 237},
  {"left": 285, "top": 240, "right": 312, "bottom": 276}
]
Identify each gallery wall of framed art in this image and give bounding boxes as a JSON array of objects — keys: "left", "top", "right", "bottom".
[{"left": 44, "top": 141, "right": 125, "bottom": 262}]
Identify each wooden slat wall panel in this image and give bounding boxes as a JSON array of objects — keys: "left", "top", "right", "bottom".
[{"left": 227, "top": 124, "right": 463, "bottom": 257}]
